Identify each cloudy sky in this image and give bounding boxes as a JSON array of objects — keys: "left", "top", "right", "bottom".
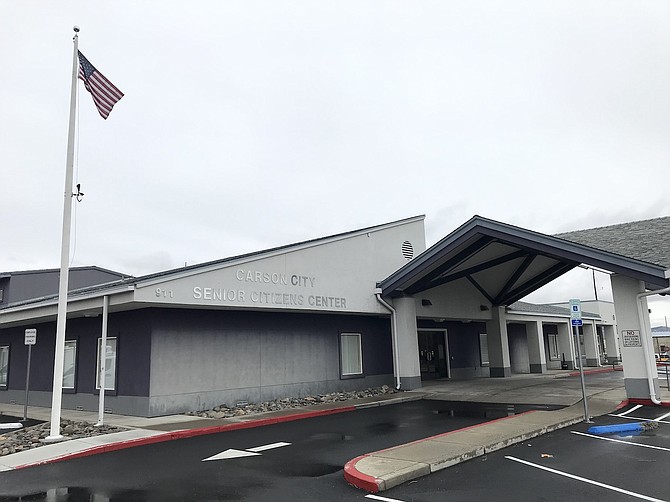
[{"left": 2, "top": 2, "right": 669, "bottom": 324}]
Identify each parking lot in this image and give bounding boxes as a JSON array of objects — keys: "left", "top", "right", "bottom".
[{"left": 383, "top": 403, "right": 670, "bottom": 502}]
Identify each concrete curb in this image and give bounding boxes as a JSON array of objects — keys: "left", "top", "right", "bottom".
[
  {"left": 344, "top": 410, "right": 587, "bottom": 493},
  {"left": 567, "top": 366, "right": 623, "bottom": 377}
]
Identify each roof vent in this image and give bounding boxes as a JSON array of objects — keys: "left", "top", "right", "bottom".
[{"left": 401, "top": 241, "right": 414, "bottom": 260}]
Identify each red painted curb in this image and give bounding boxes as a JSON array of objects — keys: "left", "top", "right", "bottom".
[
  {"left": 568, "top": 366, "right": 621, "bottom": 377},
  {"left": 628, "top": 398, "right": 670, "bottom": 407},
  {"left": 14, "top": 405, "right": 356, "bottom": 470},
  {"left": 614, "top": 399, "right": 629, "bottom": 411},
  {"left": 343, "top": 410, "right": 537, "bottom": 493},
  {"left": 344, "top": 454, "right": 381, "bottom": 493}
]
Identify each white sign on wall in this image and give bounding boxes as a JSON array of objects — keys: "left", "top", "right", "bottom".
[
  {"left": 24, "top": 328, "right": 37, "bottom": 345},
  {"left": 621, "top": 330, "right": 642, "bottom": 347}
]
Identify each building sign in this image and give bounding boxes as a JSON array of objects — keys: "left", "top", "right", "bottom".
[
  {"left": 152, "top": 268, "right": 349, "bottom": 310},
  {"left": 621, "top": 330, "right": 642, "bottom": 347}
]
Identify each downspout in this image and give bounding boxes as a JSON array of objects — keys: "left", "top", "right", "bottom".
[
  {"left": 636, "top": 285, "right": 670, "bottom": 405},
  {"left": 375, "top": 288, "right": 401, "bottom": 390}
]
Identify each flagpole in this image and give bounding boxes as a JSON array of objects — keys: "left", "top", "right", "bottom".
[{"left": 45, "top": 26, "right": 80, "bottom": 442}]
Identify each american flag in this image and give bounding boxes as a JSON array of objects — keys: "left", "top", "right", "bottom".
[{"left": 78, "top": 51, "right": 123, "bottom": 119}]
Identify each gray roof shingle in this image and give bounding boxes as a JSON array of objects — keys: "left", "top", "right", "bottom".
[{"left": 555, "top": 216, "right": 670, "bottom": 269}]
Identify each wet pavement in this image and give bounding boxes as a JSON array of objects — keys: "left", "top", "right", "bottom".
[{"left": 0, "top": 368, "right": 668, "bottom": 499}]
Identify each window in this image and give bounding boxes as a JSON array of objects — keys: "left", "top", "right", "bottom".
[
  {"left": 0, "top": 288, "right": 4, "bottom": 303},
  {"left": 96, "top": 337, "right": 117, "bottom": 391},
  {"left": 0, "top": 345, "right": 8, "bottom": 389},
  {"left": 479, "top": 334, "right": 489, "bottom": 366},
  {"left": 547, "top": 334, "right": 560, "bottom": 360},
  {"left": 340, "top": 333, "right": 363, "bottom": 377},
  {"left": 62, "top": 340, "right": 77, "bottom": 390}
]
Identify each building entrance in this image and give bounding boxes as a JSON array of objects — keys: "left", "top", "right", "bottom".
[{"left": 418, "top": 330, "right": 448, "bottom": 380}]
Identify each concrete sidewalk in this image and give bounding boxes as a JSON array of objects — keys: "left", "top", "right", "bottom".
[{"left": 344, "top": 370, "right": 670, "bottom": 493}]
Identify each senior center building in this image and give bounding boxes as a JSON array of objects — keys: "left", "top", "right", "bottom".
[{"left": 0, "top": 214, "right": 668, "bottom": 416}]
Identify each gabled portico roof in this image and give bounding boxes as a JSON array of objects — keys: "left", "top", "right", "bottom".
[{"left": 379, "top": 215, "right": 670, "bottom": 305}]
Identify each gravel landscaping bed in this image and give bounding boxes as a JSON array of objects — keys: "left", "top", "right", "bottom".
[
  {"left": 187, "top": 385, "right": 398, "bottom": 419},
  {"left": 0, "top": 420, "right": 125, "bottom": 457}
]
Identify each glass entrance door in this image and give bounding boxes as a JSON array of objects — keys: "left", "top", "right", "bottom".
[{"left": 418, "top": 330, "right": 448, "bottom": 380}]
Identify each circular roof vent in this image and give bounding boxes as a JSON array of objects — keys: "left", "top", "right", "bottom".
[{"left": 401, "top": 240, "right": 414, "bottom": 260}]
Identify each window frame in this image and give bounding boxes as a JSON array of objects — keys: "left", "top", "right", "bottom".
[
  {"left": 96, "top": 337, "right": 118, "bottom": 393},
  {"left": 339, "top": 332, "right": 363, "bottom": 379},
  {"left": 547, "top": 333, "right": 560, "bottom": 361},
  {"left": 479, "top": 333, "right": 489, "bottom": 367},
  {"left": 0, "top": 345, "right": 9, "bottom": 390},
  {"left": 62, "top": 339, "right": 78, "bottom": 392}
]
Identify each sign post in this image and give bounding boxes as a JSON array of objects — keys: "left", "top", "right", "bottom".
[
  {"left": 569, "top": 299, "right": 591, "bottom": 423},
  {"left": 23, "top": 329, "right": 37, "bottom": 422}
]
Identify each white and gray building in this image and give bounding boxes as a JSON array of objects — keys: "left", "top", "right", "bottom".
[{"left": 0, "top": 215, "right": 667, "bottom": 416}]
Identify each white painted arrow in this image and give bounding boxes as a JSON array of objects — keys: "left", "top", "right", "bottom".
[
  {"left": 202, "top": 449, "right": 261, "bottom": 461},
  {"left": 247, "top": 442, "right": 291, "bottom": 452},
  {"left": 202, "top": 442, "right": 291, "bottom": 461}
]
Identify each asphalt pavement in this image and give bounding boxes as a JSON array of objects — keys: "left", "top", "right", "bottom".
[{"left": 1, "top": 368, "right": 668, "bottom": 495}]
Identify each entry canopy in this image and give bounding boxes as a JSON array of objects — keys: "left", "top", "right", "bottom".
[{"left": 379, "top": 215, "right": 670, "bottom": 305}]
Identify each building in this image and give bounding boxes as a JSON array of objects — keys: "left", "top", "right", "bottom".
[
  {"left": 0, "top": 215, "right": 667, "bottom": 416},
  {"left": 0, "top": 267, "right": 130, "bottom": 309}
]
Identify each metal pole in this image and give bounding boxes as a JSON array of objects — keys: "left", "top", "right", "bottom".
[
  {"left": 574, "top": 324, "right": 591, "bottom": 422},
  {"left": 45, "top": 27, "right": 79, "bottom": 442},
  {"left": 23, "top": 345, "right": 32, "bottom": 422}
]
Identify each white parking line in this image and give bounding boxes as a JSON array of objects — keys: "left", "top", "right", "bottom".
[
  {"left": 607, "top": 414, "right": 670, "bottom": 425},
  {"left": 654, "top": 411, "right": 670, "bottom": 422},
  {"left": 571, "top": 431, "right": 670, "bottom": 452},
  {"left": 505, "top": 456, "right": 666, "bottom": 502},
  {"left": 616, "top": 404, "right": 643, "bottom": 417},
  {"left": 365, "top": 495, "right": 407, "bottom": 502}
]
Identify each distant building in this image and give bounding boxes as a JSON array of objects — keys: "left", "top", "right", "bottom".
[
  {"left": 0, "top": 267, "right": 131, "bottom": 309},
  {"left": 652, "top": 326, "right": 670, "bottom": 354}
]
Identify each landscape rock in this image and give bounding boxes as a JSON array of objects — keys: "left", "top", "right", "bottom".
[
  {"left": 186, "top": 385, "right": 398, "bottom": 419},
  {"left": 0, "top": 420, "right": 125, "bottom": 457}
]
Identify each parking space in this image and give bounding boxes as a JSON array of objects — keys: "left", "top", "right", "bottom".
[{"left": 385, "top": 404, "right": 670, "bottom": 502}]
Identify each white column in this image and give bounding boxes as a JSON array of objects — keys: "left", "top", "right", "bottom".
[
  {"left": 527, "top": 320, "right": 546, "bottom": 373},
  {"left": 394, "top": 296, "right": 421, "bottom": 390},
  {"left": 583, "top": 321, "right": 600, "bottom": 367},
  {"left": 557, "top": 322, "right": 575, "bottom": 370},
  {"left": 603, "top": 325, "right": 620, "bottom": 364},
  {"left": 611, "top": 274, "right": 659, "bottom": 400},
  {"left": 486, "top": 306, "right": 511, "bottom": 377}
]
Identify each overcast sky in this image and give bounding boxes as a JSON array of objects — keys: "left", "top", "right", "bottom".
[{"left": 2, "top": 2, "right": 669, "bottom": 325}]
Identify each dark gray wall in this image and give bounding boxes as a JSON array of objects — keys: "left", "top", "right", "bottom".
[
  {"left": 148, "top": 309, "right": 393, "bottom": 416},
  {"left": 0, "top": 306, "right": 392, "bottom": 417},
  {"left": 0, "top": 310, "right": 151, "bottom": 415}
]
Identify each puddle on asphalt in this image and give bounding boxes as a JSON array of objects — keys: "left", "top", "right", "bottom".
[
  {"left": 281, "top": 462, "right": 342, "bottom": 477},
  {"left": 307, "top": 432, "right": 353, "bottom": 441},
  {"left": 429, "top": 401, "right": 565, "bottom": 420}
]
